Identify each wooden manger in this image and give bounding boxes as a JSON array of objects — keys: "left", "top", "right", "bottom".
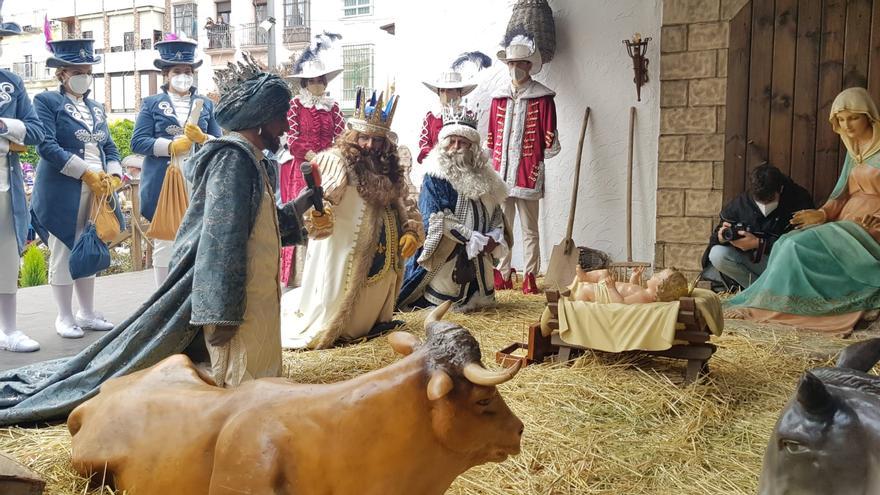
[{"left": 496, "top": 290, "right": 717, "bottom": 384}]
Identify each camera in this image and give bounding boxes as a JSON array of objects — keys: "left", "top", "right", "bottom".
[{"left": 721, "top": 222, "right": 751, "bottom": 242}]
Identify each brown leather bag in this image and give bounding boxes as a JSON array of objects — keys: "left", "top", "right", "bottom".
[{"left": 146, "top": 155, "right": 189, "bottom": 241}]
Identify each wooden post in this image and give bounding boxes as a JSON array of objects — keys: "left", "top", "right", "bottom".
[
  {"left": 626, "top": 106, "right": 635, "bottom": 262},
  {"left": 129, "top": 180, "right": 144, "bottom": 271}
]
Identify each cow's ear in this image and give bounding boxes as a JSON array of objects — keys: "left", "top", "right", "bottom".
[
  {"left": 427, "top": 370, "right": 454, "bottom": 401},
  {"left": 388, "top": 332, "right": 420, "bottom": 356},
  {"left": 797, "top": 372, "right": 836, "bottom": 420}
]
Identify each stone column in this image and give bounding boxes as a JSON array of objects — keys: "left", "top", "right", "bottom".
[{"left": 654, "top": 0, "right": 748, "bottom": 279}]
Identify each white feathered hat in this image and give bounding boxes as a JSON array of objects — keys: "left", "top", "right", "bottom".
[
  {"left": 497, "top": 26, "right": 542, "bottom": 75},
  {"left": 422, "top": 51, "right": 492, "bottom": 95}
]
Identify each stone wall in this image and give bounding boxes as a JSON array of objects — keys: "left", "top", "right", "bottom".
[{"left": 655, "top": 0, "right": 748, "bottom": 278}]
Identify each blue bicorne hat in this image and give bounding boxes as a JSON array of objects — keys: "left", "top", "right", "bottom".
[
  {"left": 46, "top": 39, "right": 101, "bottom": 68},
  {"left": 153, "top": 39, "right": 202, "bottom": 69},
  {"left": 0, "top": 0, "right": 22, "bottom": 37}
]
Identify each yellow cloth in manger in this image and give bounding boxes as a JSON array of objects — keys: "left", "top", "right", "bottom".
[{"left": 539, "top": 287, "right": 724, "bottom": 353}]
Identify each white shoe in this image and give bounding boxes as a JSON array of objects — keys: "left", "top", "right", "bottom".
[
  {"left": 56, "top": 317, "right": 85, "bottom": 339},
  {"left": 75, "top": 311, "right": 114, "bottom": 331},
  {"left": 0, "top": 330, "right": 40, "bottom": 352}
]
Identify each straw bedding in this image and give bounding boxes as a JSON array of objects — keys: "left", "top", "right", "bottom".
[{"left": 0, "top": 291, "right": 868, "bottom": 495}]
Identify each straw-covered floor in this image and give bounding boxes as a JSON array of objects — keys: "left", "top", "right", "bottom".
[{"left": 0, "top": 290, "right": 871, "bottom": 495}]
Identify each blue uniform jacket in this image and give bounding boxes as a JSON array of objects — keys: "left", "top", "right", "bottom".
[
  {"left": 30, "top": 87, "right": 124, "bottom": 250},
  {"left": 0, "top": 70, "right": 45, "bottom": 254},
  {"left": 131, "top": 87, "right": 221, "bottom": 221}
]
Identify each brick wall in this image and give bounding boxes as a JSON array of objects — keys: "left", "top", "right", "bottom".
[{"left": 655, "top": 0, "right": 748, "bottom": 278}]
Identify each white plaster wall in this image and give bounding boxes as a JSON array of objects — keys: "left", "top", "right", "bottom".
[{"left": 391, "top": 0, "right": 662, "bottom": 271}]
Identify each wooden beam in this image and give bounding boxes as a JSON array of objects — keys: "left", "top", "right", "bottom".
[
  {"left": 724, "top": 1, "right": 754, "bottom": 202},
  {"left": 790, "top": 0, "right": 822, "bottom": 194},
  {"left": 746, "top": 0, "right": 776, "bottom": 169},
  {"left": 814, "top": 0, "right": 846, "bottom": 203},
  {"left": 768, "top": 0, "right": 799, "bottom": 175}
]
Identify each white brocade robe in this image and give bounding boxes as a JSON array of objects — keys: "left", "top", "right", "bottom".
[{"left": 279, "top": 149, "right": 423, "bottom": 349}]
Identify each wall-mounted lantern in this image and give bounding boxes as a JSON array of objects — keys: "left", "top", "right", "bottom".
[{"left": 623, "top": 33, "right": 651, "bottom": 102}]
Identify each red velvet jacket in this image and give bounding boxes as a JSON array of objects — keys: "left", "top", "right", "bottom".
[
  {"left": 287, "top": 96, "right": 345, "bottom": 165},
  {"left": 487, "top": 81, "right": 558, "bottom": 199},
  {"left": 417, "top": 111, "right": 443, "bottom": 163}
]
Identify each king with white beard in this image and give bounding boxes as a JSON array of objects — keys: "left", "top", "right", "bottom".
[{"left": 398, "top": 106, "right": 509, "bottom": 312}]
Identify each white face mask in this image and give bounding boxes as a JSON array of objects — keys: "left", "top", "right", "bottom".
[
  {"left": 67, "top": 74, "right": 93, "bottom": 95},
  {"left": 756, "top": 200, "right": 779, "bottom": 216},
  {"left": 170, "top": 74, "right": 194, "bottom": 93},
  {"left": 510, "top": 66, "right": 529, "bottom": 84},
  {"left": 306, "top": 82, "right": 326, "bottom": 97}
]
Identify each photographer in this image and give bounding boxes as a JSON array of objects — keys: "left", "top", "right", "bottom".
[{"left": 701, "top": 163, "right": 814, "bottom": 290}]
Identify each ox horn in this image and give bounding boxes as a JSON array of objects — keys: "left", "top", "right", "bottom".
[
  {"left": 424, "top": 301, "right": 453, "bottom": 330},
  {"left": 463, "top": 360, "right": 522, "bottom": 386},
  {"left": 796, "top": 372, "right": 836, "bottom": 420},
  {"left": 387, "top": 331, "right": 420, "bottom": 356},
  {"left": 427, "top": 370, "right": 454, "bottom": 400}
]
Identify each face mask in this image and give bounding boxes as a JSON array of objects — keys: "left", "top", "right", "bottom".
[
  {"left": 439, "top": 92, "right": 460, "bottom": 106},
  {"left": 510, "top": 66, "right": 528, "bottom": 83},
  {"left": 306, "top": 83, "right": 326, "bottom": 97},
  {"left": 756, "top": 200, "right": 779, "bottom": 216},
  {"left": 170, "top": 74, "right": 193, "bottom": 93},
  {"left": 67, "top": 74, "right": 93, "bottom": 95}
]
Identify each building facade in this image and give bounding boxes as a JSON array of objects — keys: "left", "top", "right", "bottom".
[
  {"left": 3, "top": 0, "right": 167, "bottom": 120},
  {"left": 173, "top": 0, "right": 397, "bottom": 111}
]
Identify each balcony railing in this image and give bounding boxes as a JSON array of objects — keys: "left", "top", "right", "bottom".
[
  {"left": 12, "top": 61, "right": 50, "bottom": 82},
  {"left": 239, "top": 22, "right": 268, "bottom": 47},
  {"left": 283, "top": 25, "right": 310, "bottom": 44},
  {"left": 206, "top": 24, "right": 234, "bottom": 50}
]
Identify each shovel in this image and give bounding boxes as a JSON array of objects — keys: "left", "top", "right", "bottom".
[{"left": 544, "top": 106, "right": 590, "bottom": 289}]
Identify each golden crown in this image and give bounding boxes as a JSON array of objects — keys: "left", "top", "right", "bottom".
[{"left": 347, "top": 87, "right": 399, "bottom": 136}]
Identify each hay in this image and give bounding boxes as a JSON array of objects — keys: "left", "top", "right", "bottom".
[{"left": 0, "top": 291, "right": 857, "bottom": 495}]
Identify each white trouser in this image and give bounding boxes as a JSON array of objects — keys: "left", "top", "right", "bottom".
[
  {"left": 498, "top": 197, "right": 541, "bottom": 276},
  {"left": 48, "top": 183, "right": 95, "bottom": 286},
  {"left": 153, "top": 239, "right": 173, "bottom": 268},
  {"left": 0, "top": 188, "right": 19, "bottom": 294}
]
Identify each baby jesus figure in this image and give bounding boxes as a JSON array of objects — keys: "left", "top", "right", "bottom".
[{"left": 570, "top": 266, "right": 689, "bottom": 304}]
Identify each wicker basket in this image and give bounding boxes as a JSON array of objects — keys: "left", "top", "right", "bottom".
[
  {"left": 505, "top": 0, "right": 557, "bottom": 63},
  {"left": 577, "top": 246, "right": 611, "bottom": 272}
]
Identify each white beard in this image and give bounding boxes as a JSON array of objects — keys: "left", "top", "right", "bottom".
[{"left": 424, "top": 147, "right": 508, "bottom": 206}]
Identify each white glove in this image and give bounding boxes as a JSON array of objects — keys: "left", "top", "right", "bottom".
[
  {"left": 486, "top": 227, "right": 509, "bottom": 258},
  {"left": 466, "top": 231, "right": 490, "bottom": 259}
]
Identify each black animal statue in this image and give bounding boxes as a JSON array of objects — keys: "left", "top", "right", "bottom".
[{"left": 759, "top": 338, "right": 880, "bottom": 495}]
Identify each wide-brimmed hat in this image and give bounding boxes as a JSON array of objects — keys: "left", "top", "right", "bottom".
[
  {"left": 46, "top": 39, "right": 101, "bottom": 68},
  {"left": 289, "top": 31, "right": 343, "bottom": 83},
  {"left": 0, "top": 0, "right": 22, "bottom": 36},
  {"left": 288, "top": 58, "right": 342, "bottom": 83},
  {"left": 154, "top": 39, "right": 203, "bottom": 69},
  {"left": 422, "top": 71, "right": 477, "bottom": 96},
  {"left": 423, "top": 51, "right": 491, "bottom": 95},
  {"left": 497, "top": 34, "right": 542, "bottom": 75}
]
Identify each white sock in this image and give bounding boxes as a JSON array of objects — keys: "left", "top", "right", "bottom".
[
  {"left": 0, "top": 293, "right": 15, "bottom": 334},
  {"left": 154, "top": 266, "right": 169, "bottom": 287},
  {"left": 74, "top": 277, "right": 96, "bottom": 317},
  {"left": 52, "top": 283, "right": 76, "bottom": 325}
]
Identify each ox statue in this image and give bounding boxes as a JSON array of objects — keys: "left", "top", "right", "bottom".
[
  {"left": 759, "top": 338, "right": 880, "bottom": 495},
  {"left": 67, "top": 301, "right": 524, "bottom": 494}
]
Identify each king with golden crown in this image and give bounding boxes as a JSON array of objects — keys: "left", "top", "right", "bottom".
[{"left": 279, "top": 87, "right": 424, "bottom": 349}]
